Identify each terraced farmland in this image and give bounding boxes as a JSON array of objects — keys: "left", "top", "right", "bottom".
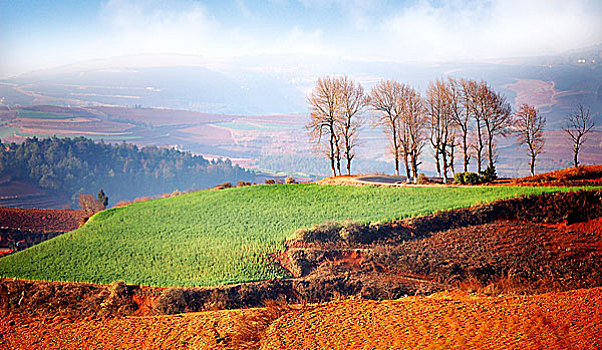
[{"left": 0, "top": 184, "right": 580, "bottom": 287}]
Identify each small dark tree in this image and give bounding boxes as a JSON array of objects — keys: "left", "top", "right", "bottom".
[
  {"left": 97, "top": 189, "right": 109, "bottom": 208},
  {"left": 564, "top": 104, "right": 596, "bottom": 168}
]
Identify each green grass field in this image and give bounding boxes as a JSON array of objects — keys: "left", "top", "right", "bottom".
[
  {"left": 0, "top": 184, "right": 581, "bottom": 287},
  {"left": 18, "top": 110, "right": 74, "bottom": 119}
]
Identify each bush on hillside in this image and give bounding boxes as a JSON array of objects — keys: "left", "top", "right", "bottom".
[
  {"left": 417, "top": 173, "right": 429, "bottom": 184},
  {"left": 480, "top": 165, "right": 498, "bottom": 183},
  {"left": 214, "top": 182, "right": 232, "bottom": 190},
  {"left": 453, "top": 172, "right": 481, "bottom": 185},
  {"left": 285, "top": 176, "right": 296, "bottom": 184}
]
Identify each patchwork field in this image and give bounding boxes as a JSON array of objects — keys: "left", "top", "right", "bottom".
[{"left": 0, "top": 184, "right": 577, "bottom": 287}]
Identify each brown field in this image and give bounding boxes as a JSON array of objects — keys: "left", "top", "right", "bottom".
[
  {"left": 0, "top": 179, "right": 69, "bottom": 209},
  {"left": 504, "top": 79, "right": 558, "bottom": 109},
  {"left": 0, "top": 207, "right": 84, "bottom": 233},
  {"left": 263, "top": 287, "right": 602, "bottom": 350},
  {"left": 0, "top": 287, "right": 600, "bottom": 349},
  {"left": 89, "top": 106, "right": 237, "bottom": 127}
]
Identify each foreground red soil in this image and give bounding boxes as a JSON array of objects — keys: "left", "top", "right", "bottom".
[
  {"left": 1, "top": 287, "right": 600, "bottom": 349},
  {"left": 264, "top": 287, "right": 602, "bottom": 349}
]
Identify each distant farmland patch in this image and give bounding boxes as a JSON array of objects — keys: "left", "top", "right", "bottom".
[
  {"left": 0, "top": 184, "right": 583, "bottom": 287},
  {"left": 18, "top": 110, "right": 74, "bottom": 120}
]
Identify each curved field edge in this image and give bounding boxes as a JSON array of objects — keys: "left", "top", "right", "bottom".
[{"left": 0, "top": 184, "right": 590, "bottom": 287}]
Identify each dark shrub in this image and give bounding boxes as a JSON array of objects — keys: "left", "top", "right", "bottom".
[
  {"left": 155, "top": 287, "right": 188, "bottom": 315},
  {"left": 214, "top": 182, "right": 232, "bottom": 190},
  {"left": 264, "top": 179, "right": 276, "bottom": 185},
  {"left": 453, "top": 172, "right": 465, "bottom": 184},
  {"left": 288, "top": 221, "right": 342, "bottom": 245},
  {"left": 339, "top": 221, "right": 376, "bottom": 244},
  {"left": 480, "top": 165, "right": 497, "bottom": 182},
  {"left": 454, "top": 172, "right": 481, "bottom": 185},
  {"left": 464, "top": 172, "right": 481, "bottom": 184},
  {"left": 99, "top": 280, "right": 137, "bottom": 316}
]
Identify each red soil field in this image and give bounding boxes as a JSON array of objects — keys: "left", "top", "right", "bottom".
[
  {"left": 264, "top": 287, "right": 602, "bottom": 349},
  {"left": 1, "top": 287, "right": 600, "bottom": 349},
  {"left": 0, "top": 207, "right": 85, "bottom": 232}
]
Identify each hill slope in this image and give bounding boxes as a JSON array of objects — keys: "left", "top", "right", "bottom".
[{"left": 0, "top": 184, "right": 580, "bottom": 287}]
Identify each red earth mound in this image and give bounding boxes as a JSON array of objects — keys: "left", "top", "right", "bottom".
[{"left": 511, "top": 164, "right": 602, "bottom": 186}]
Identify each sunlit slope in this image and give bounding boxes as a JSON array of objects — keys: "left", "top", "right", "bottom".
[{"left": 0, "top": 184, "right": 573, "bottom": 287}]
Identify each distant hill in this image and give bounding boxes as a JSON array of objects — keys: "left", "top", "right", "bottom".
[{"left": 0, "top": 136, "right": 254, "bottom": 208}]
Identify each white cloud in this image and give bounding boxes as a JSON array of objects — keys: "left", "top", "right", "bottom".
[
  {"left": 2, "top": 0, "right": 601, "bottom": 77},
  {"left": 98, "top": 0, "right": 217, "bottom": 56},
  {"left": 380, "top": 0, "right": 602, "bottom": 61}
]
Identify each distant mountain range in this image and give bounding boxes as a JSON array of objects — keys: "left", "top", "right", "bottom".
[{"left": 2, "top": 46, "right": 601, "bottom": 119}]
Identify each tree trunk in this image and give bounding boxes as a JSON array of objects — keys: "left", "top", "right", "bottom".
[
  {"left": 487, "top": 136, "right": 494, "bottom": 169},
  {"left": 462, "top": 133, "right": 468, "bottom": 172},
  {"left": 530, "top": 152, "right": 535, "bottom": 176},
  {"left": 411, "top": 155, "right": 419, "bottom": 184},
  {"left": 449, "top": 143, "right": 456, "bottom": 176},
  {"left": 475, "top": 118, "right": 484, "bottom": 174},
  {"left": 403, "top": 152, "right": 411, "bottom": 183},
  {"left": 574, "top": 134, "right": 581, "bottom": 168},
  {"left": 329, "top": 132, "right": 336, "bottom": 176},
  {"left": 441, "top": 144, "right": 448, "bottom": 183},
  {"left": 434, "top": 148, "right": 441, "bottom": 178},
  {"left": 394, "top": 148, "right": 400, "bottom": 176},
  {"left": 346, "top": 158, "right": 351, "bottom": 176}
]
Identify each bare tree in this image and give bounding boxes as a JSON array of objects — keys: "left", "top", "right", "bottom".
[
  {"left": 307, "top": 76, "right": 341, "bottom": 176},
  {"left": 79, "top": 193, "right": 104, "bottom": 215},
  {"left": 403, "top": 87, "right": 428, "bottom": 182},
  {"left": 481, "top": 85, "right": 512, "bottom": 170},
  {"left": 426, "top": 79, "right": 455, "bottom": 183},
  {"left": 515, "top": 104, "right": 546, "bottom": 175},
  {"left": 465, "top": 81, "right": 487, "bottom": 173},
  {"left": 467, "top": 81, "right": 511, "bottom": 173},
  {"left": 446, "top": 131, "right": 458, "bottom": 176},
  {"left": 452, "top": 78, "right": 473, "bottom": 172},
  {"left": 338, "top": 76, "right": 367, "bottom": 175},
  {"left": 370, "top": 80, "right": 407, "bottom": 176},
  {"left": 564, "top": 104, "right": 596, "bottom": 168}
]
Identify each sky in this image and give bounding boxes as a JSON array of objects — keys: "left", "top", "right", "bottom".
[{"left": 1, "top": 0, "right": 601, "bottom": 77}]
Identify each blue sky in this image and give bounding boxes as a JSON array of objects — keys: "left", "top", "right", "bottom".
[{"left": 1, "top": 0, "right": 601, "bottom": 77}]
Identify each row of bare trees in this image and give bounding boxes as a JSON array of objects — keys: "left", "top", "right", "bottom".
[
  {"left": 306, "top": 76, "right": 366, "bottom": 176},
  {"left": 307, "top": 75, "right": 596, "bottom": 179}
]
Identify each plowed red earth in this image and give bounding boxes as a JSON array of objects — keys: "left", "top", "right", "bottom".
[
  {"left": 1, "top": 287, "right": 600, "bottom": 349},
  {"left": 264, "top": 287, "right": 602, "bottom": 349},
  {"left": 0, "top": 207, "right": 85, "bottom": 232}
]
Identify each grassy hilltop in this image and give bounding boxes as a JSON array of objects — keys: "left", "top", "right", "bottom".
[{"left": 0, "top": 184, "right": 578, "bottom": 287}]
